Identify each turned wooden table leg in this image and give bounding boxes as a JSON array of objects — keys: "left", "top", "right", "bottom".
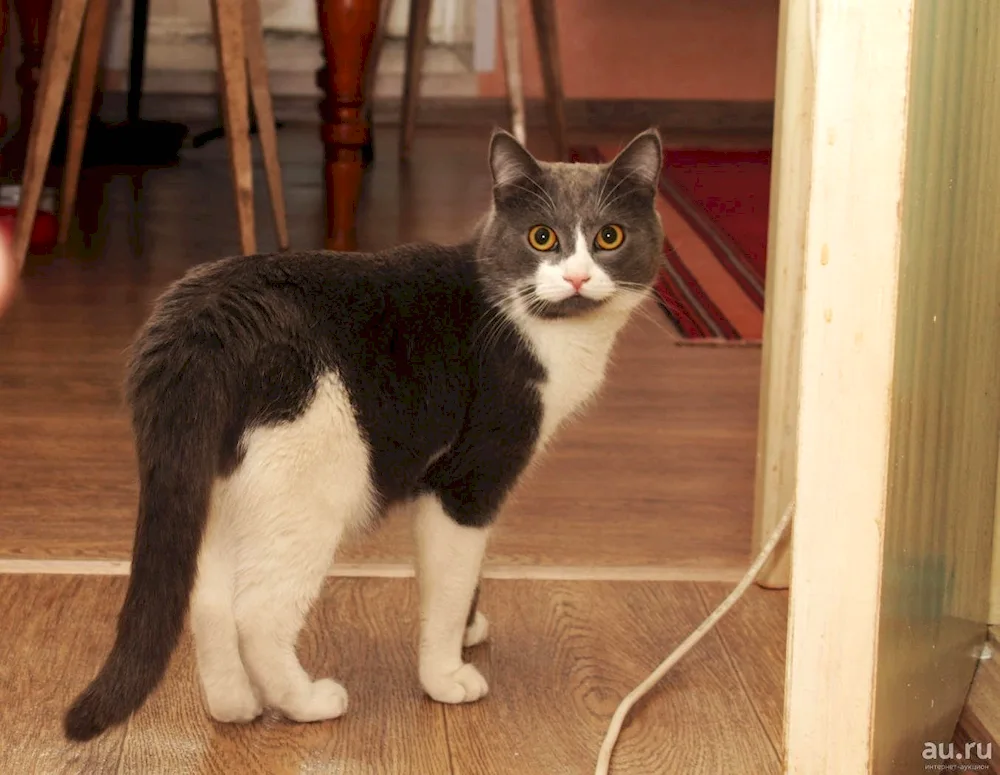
[{"left": 316, "top": 0, "right": 378, "bottom": 251}]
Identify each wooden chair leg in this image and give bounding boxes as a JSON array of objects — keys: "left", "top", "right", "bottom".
[
  {"left": 242, "top": 0, "right": 288, "bottom": 251},
  {"left": 211, "top": 0, "right": 255, "bottom": 255},
  {"left": 398, "top": 0, "right": 432, "bottom": 160},
  {"left": 498, "top": 0, "right": 526, "bottom": 146},
  {"left": 529, "top": 0, "right": 567, "bottom": 160},
  {"left": 360, "top": 0, "right": 393, "bottom": 166},
  {"left": 365, "top": 0, "right": 393, "bottom": 114},
  {"left": 58, "top": 0, "right": 110, "bottom": 244},
  {"left": 12, "top": 0, "right": 89, "bottom": 269}
]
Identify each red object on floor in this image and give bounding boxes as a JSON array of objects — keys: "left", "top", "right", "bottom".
[
  {"left": 571, "top": 145, "right": 772, "bottom": 343},
  {"left": 0, "top": 208, "right": 58, "bottom": 254},
  {"left": 0, "top": 215, "right": 14, "bottom": 316},
  {"left": 0, "top": 181, "right": 60, "bottom": 255}
]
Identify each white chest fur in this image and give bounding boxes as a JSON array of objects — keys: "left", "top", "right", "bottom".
[{"left": 515, "top": 304, "right": 632, "bottom": 449}]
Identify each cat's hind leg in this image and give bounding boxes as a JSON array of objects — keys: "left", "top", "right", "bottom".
[
  {"left": 463, "top": 584, "right": 489, "bottom": 647},
  {"left": 233, "top": 510, "right": 351, "bottom": 723},
  {"left": 190, "top": 489, "right": 262, "bottom": 723},
  {"left": 229, "top": 374, "right": 375, "bottom": 723}
]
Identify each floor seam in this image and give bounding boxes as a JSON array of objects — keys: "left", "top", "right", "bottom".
[
  {"left": 113, "top": 715, "right": 135, "bottom": 775},
  {"left": 0, "top": 559, "right": 749, "bottom": 583},
  {"left": 693, "top": 582, "right": 783, "bottom": 764},
  {"left": 442, "top": 704, "right": 457, "bottom": 775}
]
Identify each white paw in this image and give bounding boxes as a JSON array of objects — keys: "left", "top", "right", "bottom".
[
  {"left": 282, "top": 678, "right": 349, "bottom": 722},
  {"left": 463, "top": 611, "right": 490, "bottom": 647},
  {"left": 421, "top": 663, "right": 489, "bottom": 704},
  {"left": 205, "top": 684, "right": 263, "bottom": 724}
]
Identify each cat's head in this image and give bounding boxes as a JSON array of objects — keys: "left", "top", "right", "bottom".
[{"left": 477, "top": 128, "right": 664, "bottom": 320}]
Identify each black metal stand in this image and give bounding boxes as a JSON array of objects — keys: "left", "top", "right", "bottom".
[
  {"left": 79, "top": 0, "right": 189, "bottom": 167},
  {"left": 127, "top": 0, "right": 150, "bottom": 123}
]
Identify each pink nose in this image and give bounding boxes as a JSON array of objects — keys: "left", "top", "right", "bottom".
[{"left": 564, "top": 273, "right": 590, "bottom": 293}]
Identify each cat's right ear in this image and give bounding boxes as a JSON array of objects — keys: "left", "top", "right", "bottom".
[{"left": 489, "top": 128, "right": 543, "bottom": 196}]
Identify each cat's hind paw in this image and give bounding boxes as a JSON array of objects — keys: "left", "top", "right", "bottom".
[
  {"left": 206, "top": 686, "right": 263, "bottom": 724},
  {"left": 421, "top": 663, "right": 489, "bottom": 704},
  {"left": 463, "top": 611, "right": 490, "bottom": 647}
]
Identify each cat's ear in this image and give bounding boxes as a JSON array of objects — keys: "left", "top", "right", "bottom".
[
  {"left": 606, "top": 128, "right": 663, "bottom": 195},
  {"left": 489, "top": 128, "right": 543, "bottom": 193}
]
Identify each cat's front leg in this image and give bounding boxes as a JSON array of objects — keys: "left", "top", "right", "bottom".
[{"left": 413, "top": 492, "right": 490, "bottom": 704}]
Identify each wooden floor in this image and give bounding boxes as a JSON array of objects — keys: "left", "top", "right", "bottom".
[
  {"left": 0, "top": 126, "right": 785, "bottom": 773},
  {"left": 0, "top": 576, "right": 786, "bottom": 774}
]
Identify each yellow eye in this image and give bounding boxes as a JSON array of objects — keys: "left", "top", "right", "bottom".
[
  {"left": 595, "top": 224, "right": 625, "bottom": 250},
  {"left": 528, "top": 225, "right": 558, "bottom": 251}
]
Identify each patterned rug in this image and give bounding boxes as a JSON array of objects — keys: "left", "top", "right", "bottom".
[{"left": 572, "top": 145, "right": 772, "bottom": 344}]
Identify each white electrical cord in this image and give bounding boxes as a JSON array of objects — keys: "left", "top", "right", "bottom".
[{"left": 594, "top": 500, "right": 796, "bottom": 775}]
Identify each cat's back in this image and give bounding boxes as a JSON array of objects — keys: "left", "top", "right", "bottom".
[
  {"left": 128, "top": 242, "right": 488, "bottom": 410},
  {"left": 135, "top": 242, "right": 483, "bottom": 358}
]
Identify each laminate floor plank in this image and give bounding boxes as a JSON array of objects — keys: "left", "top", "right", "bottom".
[
  {"left": 696, "top": 583, "right": 789, "bottom": 756},
  {"left": 0, "top": 575, "right": 129, "bottom": 774},
  {"left": 446, "top": 579, "right": 779, "bottom": 775},
  {"left": 0, "top": 574, "right": 783, "bottom": 775}
]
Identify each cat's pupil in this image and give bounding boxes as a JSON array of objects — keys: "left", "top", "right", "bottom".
[
  {"left": 601, "top": 228, "right": 615, "bottom": 242},
  {"left": 536, "top": 228, "right": 551, "bottom": 244}
]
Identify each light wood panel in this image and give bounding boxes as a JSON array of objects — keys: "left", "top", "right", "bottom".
[
  {"left": 783, "top": 0, "right": 914, "bottom": 771},
  {"left": 750, "top": 0, "right": 810, "bottom": 589},
  {"left": 786, "top": 0, "right": 1000, "bottom": 772},
  {"left": 0, "top": 574, "right": 785, "bottom": 775},
  {"left": 872, "top": 2, "right": 1000, "bottom": 771},
  {"left": 991, "top": 453, "right": 1000, "bottom": 623}
]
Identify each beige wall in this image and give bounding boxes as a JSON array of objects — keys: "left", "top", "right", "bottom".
[
  {"left": 0, "top": 0, "right": 779, "bottom": 135},
  {"left": 478, "top": 0, "right": 780, "bottom": 100}
]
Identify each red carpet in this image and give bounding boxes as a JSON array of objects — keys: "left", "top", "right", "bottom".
[{"left": 572, "top": 145, "right": 772, "bottom": 343}]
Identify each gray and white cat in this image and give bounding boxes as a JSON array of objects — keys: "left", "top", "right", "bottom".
[{"left": 64, "top": 128, "right": 665, "bottom": 740}]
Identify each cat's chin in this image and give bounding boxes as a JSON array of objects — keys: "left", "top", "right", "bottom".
[{"left": 527, "top": 295, "right": 612, "bottom": 320}]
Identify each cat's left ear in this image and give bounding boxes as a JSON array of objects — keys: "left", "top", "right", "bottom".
[
  {"left": 489, "top": 128, "right": 543, "bottom": 195},
  {"left": 606, "top": 128, "right": 663, "bottom": 195}
]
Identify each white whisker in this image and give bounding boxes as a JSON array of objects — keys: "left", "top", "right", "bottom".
[
  {"left": 504, "top": 183, "right": 555, "bottom": 216},
  {"left": 520, "top": 175, "right": 558, "bottom": 213},
  {"left": 597, "top": 168, "right": 644, "bottom": 215}
]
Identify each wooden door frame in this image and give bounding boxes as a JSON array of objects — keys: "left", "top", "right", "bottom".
[
  {"left": 781, "top": 0, "right": 915, "bottom": 767},
  {"left": 749, "top": 0, "right": 811, "bottom": 590},
  {"left": 767, "top": 0, "right": 1000, "bottom": 772}
]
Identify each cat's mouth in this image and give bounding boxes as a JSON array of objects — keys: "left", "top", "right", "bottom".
[{"left": 526, "top": 295, "right": 610, "bottom": 319}]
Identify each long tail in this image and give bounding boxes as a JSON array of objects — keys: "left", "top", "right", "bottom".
[{"left": 64, "top": 329, "right": 226, "bottom": 741}]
